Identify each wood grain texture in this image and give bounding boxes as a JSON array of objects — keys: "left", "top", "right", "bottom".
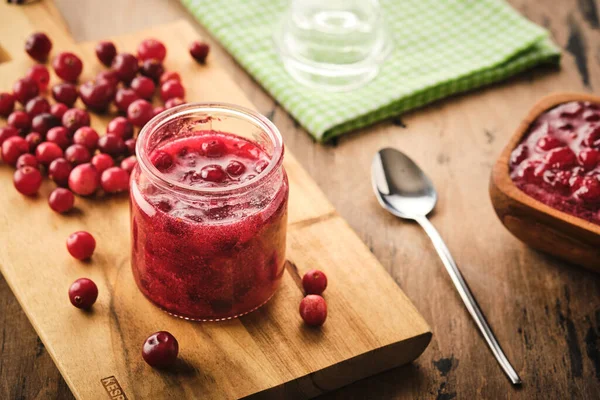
[
  {"left": 0, "top": 1, "right": 431, "bottom": 399},
  {"left": 2, "top": 0, "right": 600, "bottom": 399}
]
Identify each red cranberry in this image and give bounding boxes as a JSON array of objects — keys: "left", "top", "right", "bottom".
[
  {"left": 226, "top": 160, "right": 246, "bottom": 176},
  {"left": 31, "top": 113, "right": 60, "bottom": 135},
  {"left": 52, "top": 52, "right": 83, "bottom": 82},
  {"left": 127, "top": 99, "right": 154, "bottom": 127},
  {"left": 0, "top": 126, "right": 19, "bottom": 146},
  {"left": 137, "top": 38, "right": 166, "bottom": 62},
  {"left": 537, "top": 135, "right": 562, "bottom": 151},
  {"left": 574, "top": 176, "right": 600, "bottom": 203},
  {"left": 152, "top": 106, "right": 166, "bottom": 117},
  {"left": 120, "top": 156, "right": 137, "bottom": 174},
  {"left": 125, "top": 138, "right": 137, "bottom": 155},
  {"left": 25, "top": 132, "right": 42, "bottom": 152},
  {"left": 299, "top": 295, "right": 327, "bottom": 326},
  {"left": 0, "top": 92, "right": 16, "bottom": 117},
  {"left": 189, "top": 41, "right": 210, "bottom": 63},
  {"left": 164, "top": 97, "right": 185, "bottom": 109},
  {"left": 91, "top": 153, "right": 114, "bottom": 174},
  {"left": 48, "top": 157, "right": 72, "bottom": 186},
  {"left": 13, "top": 77, "right": 39, "bottom": 105},
  {"left": 25, "top": 32, "right": 52, "bottom": 62},
  {"left": 114, "top": 88, "right": 140, "bottom": 112},
  {"left": 130, "top": 76, "right": 155, "bottom": 100},
  {"left": 159, "top": 71, "right": 181, "bottom": 85},
  {"left": 95, "top": 41, "right": 117, "bottom": 66},
  {"left": 68, "top": 278, "right": 98, "bottom": 309},
  {"left": 96, "top": 69, "right": 120, "bottom": 87},
  {"left": 107, "top": 117, "right": 134, "bottom": 140},
  {"left": 579, "top": 149, "right": 600, "bottom": 170},
  {"left": 62, "top": 108, "right": 90, "bottom": 134},
  {"left": 46, "top": 126, "right": 71, "bottom": 150},
  {"left": 52, "top": 83, "right": 78, "bottom": 107},
  {"left": 50, "top": 103, "right": 69, "bottom": 119},
  {"left": 151, "top": 150, "right": 173, "bottom": 172},
  {"left": 69, "top": 163, "right": 100, "bottom": 196},
  {"left": 98, "top": 134, "right": 126, "bottom": 157},
  {"left": 100, "top": 167, "right": 129, "bottom": 193},
  {"left": 7, "top": 111, "right": 31, "bottom": 134},
  {"left": 25, "top": 64, "right": 50, "bottom": 92},
  {"left": 79, "top": 80, "right": 114, "bottom": 112},
  {"left": 140, "top": 59, "right": 164, "bottom": 82},
  {"left": 111, "top": 53, "right": 139, "bottom": 84},
  {"left": 200, "top": 165, "right": 226, "bottom": 182},
  {"left": 13, "top": 166, "right": 42, "bottom": 196},
  {"left": 160, "top": 79, "right": 185, "bottom": 101},
  {"left": 302, "top": 270, "right": 328, "bottom": 295},
  {"left": 16, "top": 153, "right": 38, "bottom": 169},
  {"left": 73, "top": 127, "right": 99, "bottom": 151},
  {"left": 545, "top": 147, "right": 577, "bottom": 170},
  {"left": 65, "top": 144, "right": 91, "bottom": 165},
  {"left": 49, "top": 188, "right": 75, "bottom": 213},
  {"left": 142, "top": 331, "right": 179, "bottom": 369},
  {"left": 201, "top": 139, "right": 225, "bottom": 158},
  {"left": 36, "top": 142, "right": 64, "bottom": 166},
  {"left": 2, "top": 136, "right": 29, "bottom": 166}
]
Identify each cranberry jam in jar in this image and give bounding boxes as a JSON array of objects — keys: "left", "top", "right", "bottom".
[{"left": 131, "top": 103, "right": 289, "bottom": 321}]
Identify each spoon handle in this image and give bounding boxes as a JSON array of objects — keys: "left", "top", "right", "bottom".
[{"left": 414, "top": 215, "right": 522, "bottom": 385}]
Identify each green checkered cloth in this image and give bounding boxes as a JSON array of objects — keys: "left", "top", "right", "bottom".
[{"left": 181, "top": 0, "right": 560, "bottom": 142}]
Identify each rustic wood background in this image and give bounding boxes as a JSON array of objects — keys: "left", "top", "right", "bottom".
[{"left": 1, "top": 0, "right": 599, "bottom": 399}]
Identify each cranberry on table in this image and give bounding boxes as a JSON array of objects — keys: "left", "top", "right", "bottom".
[
  {"left": 79, "top": 80, "right": 115, "bottom": 112},
  {"left": 25, "top": 132, "right": 42, "bottom": 152},
  {"left": 50, "top": 103, "right": 69, "bottom": 119},
  {"left": 68, "top": 278, "right": 98, "bottom": 309},
  {"left": 65, "top": 144, "right": 91, "bottom": 165},
  {"left": 0, "top": 92, "right": 16, "bottom": 117},
  {"left": 68, "top": 163, "right": 100, "bottom": 196},
  {"left": 26, "top": 64, "right": 50, "bottom": 92},
  {"left": 96, "top": 69, "right": 120, "bottom": 87},
  {"left": 91, "top": 153, "right": 114, "bottom": 174},
  {"left": 13, "top": 166, "right": 43, "bottom": 196},
  {"left": 114, "top": 88, "right": 140, "bottom": 112},
  {"left": 73, "top": 127, "right": 99, "bottom": 151},
  {"left": 7, "top": 111, "right": 31, "bottom": 134},
  {"left": 48, "top": 157, "right": 72, "bottom": 187},
  {"left": 137, "top": 38, "right": 167, "bottom": 62},
  {"left": 48, "top": 188, "right": 75, "bottom": 213},
  {"left": 98, "top": 133, "right": 126, "bottom": 157},
  {"left": 107, "top": 116, "right": 134, "bottom": 140},
  {"left": 189, "top": 41, "right": 210, "bottom": 63},
  {"left": 160, "top": 71, "right": 181, "bottom": 85},
  {"left": 101, "top": 167, "right": 130, "bottom": 193},
  {"left": 62, "top": 108, "right": 90, "bottom": 133},
  {"left": 152, "top": 106, "right": 166, "bottom": 117},
  {"left": 301, "top": 269, "right": 328, "bottom": 295},
  {"left": 299, "top": 295, "right": 327, "bottom": 326},
  {"left": 13, "top": 77, "right": 39, "bottom": 105},
  {"left": 140, "top": 59, "right": 164, "bottom": 82},
  {"left": 165, "top": 97, "right": 185, "bottom": 109},
  {"left": 120, "top": 156, "right": 137, "bottom": 174},
  {"left": 52, "top": 52, "right": 83, "bottom": 82},
  {"left": 111, "top": 53, "right": 139, "bottom": 84},
  {"left": 25, "top": 96, "right": 50, "bottom": 117},
  {"left": 131, "top": 76, "right": 155, "bottom": 100},
  {"left": 16, "top": 153, "right": 39, "bottom": 170},
  {"left": 52, "top": 82, "right": 79, "bottom": 107},
  {"left": 127, "top": 99, "right": 154, "bottom": 127},
  {"left": 25, "top": 32, "right": 52, "bottom": 62},
  {"left": 95, "top": 40, "right": 117, "bottom": 66},
  {"left": 32, "top": 112, "right": 60, "bottom": 135},
  {"left": 1, "top": 136, "right": 29, "bottom": 166},
  {"left": 66, "top": 231, "right": 96, "bottom": 260},
  {"left": 125, "top": 138, "right": 137, "bottom": 156},
  {"left": 36, "top": 142, "right": 64, "bottom": 166},
  {"left": 0, "top": 126, "right": 19, "bottom": 146},
  {"left": 142, "top": 331, "right": 179, "bottom": 369},
  {"left": 46, "top": 126, "right": 70, "bottom": 150},
  {"left": 160, "top": 79, "right": 185, "bottom": 101}
]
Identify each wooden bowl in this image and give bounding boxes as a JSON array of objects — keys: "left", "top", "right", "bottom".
[{"left": 490, "top": 92, "right": 600, "bottom": 273}]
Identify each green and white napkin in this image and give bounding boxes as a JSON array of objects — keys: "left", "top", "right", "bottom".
[{"left": 181, "top": 0, "right": 560, "bottom": 142}]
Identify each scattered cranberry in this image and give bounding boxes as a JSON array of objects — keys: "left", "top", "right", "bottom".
[
  {"left": 68, "top": 163, "right": 100, "bottom": 196},
  {"left": 302, "top": 270, "right": 328, "bottom": 295},
  {"left": 68, "top": 278, "right": 98, "bottom": 309},
  {"left": 0, "top": 92, "right": 16, "bottom": 117},
  {"left": 48, "top": 157, "right": 73, "bottom": 186},
  {"left": 107, "top": 117, "right": 134, "bottom": 140},
  {"left": 13, "top": 166, "right": 42, "bottom": 196},
  {"left": 130, "top": 76, "right": 155, "bottom": 100},
  {"left": 52, "top": 83, "right": 79, "bottom": 107},
  {"left": 114, "top": 88, "right": 140, "bottom": 112},
  {"left": 25, "top": 132, "right": 42, "bottom": 152},
  {"left": 545, "top": 147, "right": 577, "bottom": 170},
  {"left": 26, "top": 64, "right": 50, "bottom": 92},
  {"left": 31, "top": 112, "right": 60, "bottom": 135},
  {"left": 137, "top": 38, "right": 167, "bottom": 62},
  {"left": 140, "top": 59, "right": 165, "bottom": 82},
  {"left": 73, "top": 127, "right": 99, "bottom": 151},
  {"left": 96, "top": 69, "right": 120, "bottom": 87},
  {"left": 0, "top": 126, "right": 19, "bottom": 146},
  {"left": 24, "top": 96, "right": 50, "bottom": 117},
  {"left": 151, "top": 150, "right": 173, "bottom": 172},
  {"left": 13, "top": 77, "right": 39, "bottom": 105},
  {"left": 65, "top": 144, "right": 91, "bottom": 165},
  {"left": 95, "top": 41, "right": 117, "bottom": 66},
  {"left": 142, "top": 331, "right": 179, "bottom": 369},
  {"left": 91, "top": 153, "right": 114, "bottom": 174},
  {"left": 1, "top": 136, "right": 29, "bottom": 166},
  {"left": 160, "top": 79, "right": 185, "bottom": 101},
  {"left": 79, "top": 80, "right": 114, "bottom": 112},
  {"left": 202, "top": 139, "right": 225, "bottom": 158},
  {"left": 152, "top": 106, "right": 166, "bottom": 117},
  {"left": 16, "top": 153, "right": 38, "bottom": 169},
  {"left": 159, "top": 71, "right": 181, "bottom": 85},
  {"left": 50, "top": 103, "right": 69, "bottom": 119},
  {"left": 111, "top": 53, "right": 139, "bottom": 84},
  {"left": 7, "top": 110, "right": 31, "bottom": 134},
  {"left": 200, "top": 165, "right": 226, "bottom": 182},
  {"left": 46, "top": 126, "right": 71, "bottom": 150},
  {"left": 101, "top": 167, "right": 130, "bottom": 193},
  {"left": 165, "top": 97, "right": 185, "bottom": 109},
  {"left": 120, "top": 156, "right": 137, "bottom": 174},
  {"left": 36, "top": 142, "right": 64, "bottom": 166},
  {"left": 62, "top": 108, "right": 90, "bottom": 133},
  {"left": 226, "top": 160, "right": 246, "bottom": 176},
  {"left": 127, "top": 99, "right": 154, "bottom": 127},
  {"left": 49, "top": 188, "right": 75, "bottom": 213},
  {"left": 98, "top": 134, "right": 126, "bottom": 157},
  {"left": 25, "top": 32, "right": 52, "bottom": 62},
  {"left": 52, "top": 52, "right": 83, "bottom": 82},
  {"left": 536, "top": 135, "right": 562, "bottom": 151},
  {"left": 299, "top": 295, "right": 327, "bottom": 326},
  {"left": 125, "top": 138, "right": 137, "bottom": 155},
  {"left": 189, "top": 41, "right": 210, "bottom": 63}
]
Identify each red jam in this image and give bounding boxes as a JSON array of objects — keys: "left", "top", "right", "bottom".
[
  {"left": 510, "top": 101, "right": 600, "bottom": 225},
  {"left": 131, "top": 107, "right": 288, "bottom": 321}
]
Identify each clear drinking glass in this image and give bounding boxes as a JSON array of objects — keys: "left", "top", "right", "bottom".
[{"left": 274, "top": 0, "right": 393, "bottom": 91}]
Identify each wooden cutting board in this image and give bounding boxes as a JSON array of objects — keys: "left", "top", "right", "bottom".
[{"left": 0, "top": 1, "right": 431, "bottom": 399}]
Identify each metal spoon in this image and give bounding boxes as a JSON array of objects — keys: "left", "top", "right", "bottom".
[{"left": 371, "top": 147, "right": 522, "bottom": 385}]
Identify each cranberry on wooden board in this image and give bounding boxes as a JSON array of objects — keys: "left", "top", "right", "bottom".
[
  {"left": 25, "top": 132, "right": 42, "bottom": 152},
  {"left": 50, "top": 103, "right": 69, "bottom": 119},
  {"left": 125, "top": 138, "right": 137, "bottom": 156},
  {"left": 107, "top": 116, "right": 134, "bottom": 140},
  {"left": 46, "top": 126, "right": 71, "bottom": 150},
  {"left": 95, "top": 41, "right": 117, "bottom": 66},
  {"left": 301, "top": 270, "right": 328, "bottom": 295},
  {"left": 0, "top": 126, "right": 19, "bottom": 146},
  {"left": 73, "top": 127, "right": 99, "bottom": 151},
  {"left": 140, "top": 59, "right": 165, "bottom": 82},
  {"left": 48, "top": 188, "right": 75, "bottom": 213},
  {"left": 101, "top": 167, "right": 130, "bottom": 193},
  {"left": 137, "top": 38, "right": 167, "bottom": 62},
  {"left": 130, "top": 76, "right": 155, "bottom": 100},
  {"left": 48, "top": 158, "right": 72, "bottom": 187},
  {"left": 52, "top": 52, "right": 83, "bottom": 82},
  {"left": 52, "top": 83, "right": 79, "bottom": 107},
  {"left": 189, "top": 41, "right": 210, "bottom": 63},
  {"left": 65, "top": 144, "right": 91, "bottom": 166},
  {"left": 79, "top": 80, "right": 114, "bottom": 112},
  {"left": 142, "top": 331, "right": 179, "bottom": 369},
  {"left": 2, "top": 136, "right": 29, "bottom": 166},
  {"left": 127, "top": 99, "right": 154, "bottom": 127},
  {"left": 31, "top": 113, "right": 60, "bottom": 135},
  {"left": 0, "top": 92, "right": 16, "bottom": 117},
  {"left": 13, "top": 77, "right": 39, "bottom": 105},
  {"left": 68, "top": 278, "right": 98, "bottom": 309},
  {"left": 96, "top": 70, "right": 120, "bottom": 88},
  {"left": 299, "top": 295, "right": 327, "bottom": 326},
  {"left": 68, "top": 163, "right": 100, "bottom": 196},
  {"left": 160, "top": 79, "right": 185, "bottom": 101},
  {"left": 13, "top": 166, "right": 43, "bottom": 196},
  {"left": 120, "top": 156, "right": 137, "bottom": 174},
  {"left": 25, "top": 96, "right": 51, "bottom": 117},
  {"left": 7, "top": 111, "right": 31, "bottom": 134},
  {"left": 91, "top": 153, "right": 114, "bottom": 174},
  {"left": 98, "top": 134, "right": 126, "bottom": 157},
  {"left": 62, "top": 108, "right": 90, "bottom": 134},
  {"left": 25, "top": 32, "right": 52, "bottom": 62},
  {"left": 66, "top": 231, "right": 96, "bottom": 260},
  {"left": 36, "top": 142, "right": 64, "bottom": 166},
  {"left": 16, "top": 153, "right": 39, "bottom": 170},
  {"left": 159, "top": 71, "right": 181, "bottom": 85},
  {"left": 25, "top": 64, "right": 50, "bottom": 92},
  {"left": 114, "top": 88, "right": 140, "bottom": 112},
  {"left": 111, "top": 53, "right": 139, "bottom": 84}
]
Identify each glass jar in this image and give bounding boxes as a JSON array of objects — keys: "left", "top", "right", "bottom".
[{"left": 130, "top": 103, "right": 289, "bottom": 321}]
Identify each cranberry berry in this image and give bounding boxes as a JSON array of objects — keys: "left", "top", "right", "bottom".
[
  {"left": 46, "top": 126, "right": 71, "bottom": 150},
  {"left": 96, "top": 70, "right": 120, "bottom": 88},
  {"left": 79, "top": 80, "right": 114, "bottom": 112},
  {"left": 202, "top": 139, "right": 225, "bottom": 158},
  {"left": 120, "top": 156, "right": 137, "bottom": 174},
  {"left": 50, "top": 103, "right": 69, "bottom": 119},
  {"left": 73, "top": 127, "right": 99, "bottom": 151},
  {"left": 13, "top": 77, "right": 39, "bottom": 105},
  {"left": 137, "top": 38, "right": 167, "bottom": 62},
  {"left": 25, "top": 96, "right": 51, "bottom": 117},
  {"left": 160, "top": 71, "right": 181, "bottom": 85},
  {"left": 579, "top": 148, "right": 600, "bottom": 170},
  {"left": 299, "top": 295, "right": 327, "bottom": 326},
  {"left": 52, "top": 52, "right": 83, "bottom": 82},
  {"left": 13, "top": 166, "right": 43, "bottom": 196},
  {"left": 189, "top": 41, "right": 210, "bottom": 63},
  {"left": 16, "top": 153, "right": 39, "bottom": 170},
  {"left": 26, "top": 64, "right": 50, "bottom": 92},
  {"left": 165, "top": 97, "right": 185, "bottom": 109},
  {"left": 62, "top": 108, "right": 90, "bottom": 134},
  {"left": 131, "top": 76, "right": 155, "bottom": 100},
  {"left": 142, "top": 331, "right": 179, "bottom": 369},
  {"left": 0, "top": 126, "right": 19, "bottom": 146},
  {"left": 127, "top": 99, "right": 154, "bottom": 127},
  {"left": 52, "top": 83, "right": 79, "bottom": 107},
  {"left": 95, "top": 41, "right": 117, "bottom": 66},
  {"left": 2, "top": 136, "right": 29, "bottom": 166},
  {"left": 98, "top": 134, "right": 126, "bottom": 157},
  {"left": 91, "top": 153, "right": 114, "bottom": 174},
  {"left": 302, "top": 269, "right": 328, "bottom": 295},
  {"left": 65, "top": 144, "right": 91, "bottom": 165},
  {"left": 111, "top": 53, "right": 139, "bottom": 84},
  {"left": 36, "top": 142, "right": 64, "bottom": 166},
  {"left": 125, "top": 138, "right": 137, "bottom": 156},
  {"left": 31, "top": 112, "right": 60, "bottom": 135},
  {"left": 25, "top": 132, "right": 42, "bottom": 152},
  {"left": 25, "top": 32, "right": 52, "bottom": 62},
  {"left": 67, "top": 231, "right": 96, "bottom": 260},
  {"left": 114, "top": 88, "right": 140, "bottom": 113},
  {"left": 200, "top": 165, "right": 226, "bottom": 183},
  {"left": 68, "top": 163, "right": 100, "bottom": 196},
  {"left": 153, "top": 106, "right": 166, "bottom": 117},
  {"left": 7, "top": 111, "right": 31, "bottom": 134},
  {"left": 48, "top": 157, "right": 72, "bottom": 187},
  {"left": 49, "top": 188, "right": 75, "bottom": 213},
  {"left": 107, "top": 117, "right": 134, "bottom": 140},
  {"left": 101, "top": 167, "right": 130, "bottom": 193},
  {"left": 0, "top": 92, "right": 16, "bottom": 117},
  {"left": 68, "top": 278, "right": 98, "bottom": 309},
  {"left": 140, "top": 59, "right": 165, "bottom": 82},
  {"left": 160, "top": 79, "right": 185, "bottom": 101}
]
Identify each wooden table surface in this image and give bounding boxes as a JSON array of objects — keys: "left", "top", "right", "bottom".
[{"left": 1, "top": 0, "right": 599, "bottom": 399}]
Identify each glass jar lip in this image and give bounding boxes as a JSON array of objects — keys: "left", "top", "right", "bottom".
[{"left": 136, "top": 102, "right": 285, "bottom": 196}]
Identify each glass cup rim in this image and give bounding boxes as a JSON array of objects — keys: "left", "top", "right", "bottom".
[{"left": 136, "top": 102, "right": 285, "bottom": 196}]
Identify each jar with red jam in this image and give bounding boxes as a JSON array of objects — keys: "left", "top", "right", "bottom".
[{"left": 131, "top": 103, "right": 289, "bottom": 321}]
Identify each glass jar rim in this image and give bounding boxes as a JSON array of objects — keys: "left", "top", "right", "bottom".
[{"left": 136, "top": 102, "right": 285, "bottom": 196}]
